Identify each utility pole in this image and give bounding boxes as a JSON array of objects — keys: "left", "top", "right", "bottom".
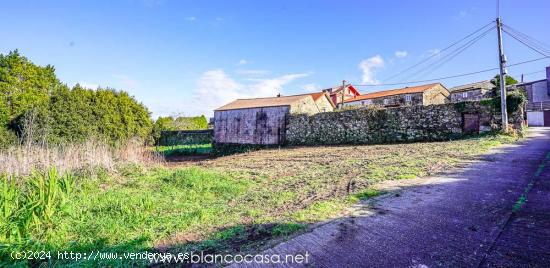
[
  {"left": 340, "top": 80, "right": 346, "bottom": 109},
  {"left": 496, "top": 17, "right": 508, "bottom": 131}
]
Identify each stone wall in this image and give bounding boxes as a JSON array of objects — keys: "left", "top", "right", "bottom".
[
  {"left": 289, "top": 96, "right": 320, "bottom": 115},
  {"left": 314, "top": 95, "right": 335, "bottom": 112},
  {"left": 158, "top": 129, "right": 213, "bottom": 146},
  {"left": 286, "top": 101, "right": 523, "bottom": 146},
  {"left": 423, "top": 85, "right": 450, "bottom": 105}
]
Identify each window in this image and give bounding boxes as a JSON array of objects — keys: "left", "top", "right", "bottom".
[
  {"left": 462, "top": 92, "right": 468, "bottom": 98},
  {"left": 405, "top": 94, "right": 412, "bottom": 102},
  {"left": 383, "top": 99, "right": 389, "bottom": 105}
]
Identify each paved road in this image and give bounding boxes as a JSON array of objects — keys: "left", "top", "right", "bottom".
[{"left": 242, "top": 128, "right": 550, "bottom": 268}]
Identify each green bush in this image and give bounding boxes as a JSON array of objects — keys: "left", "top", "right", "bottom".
[
  {"left": 152, "top": 115, "right": 209, "bottom": 144},
  {"left": 0, "top": 128, "right": 18, "bottom": 149},
  {"left": 0, "top": 50, "right": 153, "bottom": 145}
]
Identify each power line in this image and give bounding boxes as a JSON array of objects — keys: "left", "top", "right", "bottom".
[
  {"left": 401, "top": 26, "right": 495, "bottom": 81},
  {"left": 503, "top": 28, "right": 549, "bottom": 57},
  {"left": 502, "top": 24, "right": 550, "bottom": 52},
  {"left": 353, "top": 56, "right": 549, "bottom": 87},
  {"left": 502, "top": 25, "right": 550, "bottom": 56},
  {"left": 522, "top": 70, "right": 545, "bottom": 76},
  {"left": 381, "top": 21, "right": 495, "bottom": 82}
]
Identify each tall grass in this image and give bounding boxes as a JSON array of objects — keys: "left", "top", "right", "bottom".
[
  {"left": 0, "top": 168, "right": 73, "bottom": 244},
  {"left": 0, "top": 139, "right": 163, "bottom": 178}
]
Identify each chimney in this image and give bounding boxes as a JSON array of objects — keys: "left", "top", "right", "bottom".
[{"left": 546, "top": 66, "right": 550, "bottom": 95}]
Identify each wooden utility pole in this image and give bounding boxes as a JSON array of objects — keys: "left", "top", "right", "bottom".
[{"left": 496, "top": 17, "right": 508, "bottom": 131}]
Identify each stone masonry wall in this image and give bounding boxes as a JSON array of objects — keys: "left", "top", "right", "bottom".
[{"left": 286, "top": 101, "right": 522, "bottom": 146}]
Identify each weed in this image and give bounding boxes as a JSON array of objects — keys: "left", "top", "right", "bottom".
[
  {"left": 354, "top": 188, "right": 384, "bottom": 201},
  {"left": 271, "top": 223, "right": 306, "bottom": 237}
]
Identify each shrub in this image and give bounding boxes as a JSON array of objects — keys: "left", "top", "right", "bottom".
[{"left": 1, "top": 50, "right": 153, "bottom": 146}]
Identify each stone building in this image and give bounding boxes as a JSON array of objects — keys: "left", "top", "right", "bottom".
[
  {"left": 213, "top": 92, "right": 334, "bottom": 145},
  {"left": 321, "top": 84, "right": 361, "bottom": 107},
  {"left": 449, "top": 80, "right": 494, "bottom": 102},
  {"left": 519, "top": 66, "right": 550, "bottom": 126},
  {"left": 342, "top": 83, "right": 450, "bottom": 108}
]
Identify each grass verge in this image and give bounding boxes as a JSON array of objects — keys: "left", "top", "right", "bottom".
[
  {"left": 1, "top": 133, "right": 519, "bottom": 266},
  {"left": 154, "top": 144, "right": 212, "bottom": 156}
]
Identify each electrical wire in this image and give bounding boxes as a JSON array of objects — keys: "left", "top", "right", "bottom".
[
  {"left": 353, "top": 56, "right": 549, "bottom": 87},
  {"left": 381, "top": 21, "right": 495, "bottom": 82},
  {"left": 400, "top": 26, "right": 495, "bottom": 81},
  {"left": 502, "top": 24, "right": 550, "bottom": 53},
  {"left": 503, "top": 28, "right": 549, "bottom": 57}
]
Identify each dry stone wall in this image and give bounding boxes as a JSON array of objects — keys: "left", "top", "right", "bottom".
[{"left": 286, "top": 101, "right": 522, "bottom": 146}]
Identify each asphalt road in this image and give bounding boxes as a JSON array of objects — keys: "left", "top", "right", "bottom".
[{"left": 239, "top": 128, "right": 550, "bottom": 268}]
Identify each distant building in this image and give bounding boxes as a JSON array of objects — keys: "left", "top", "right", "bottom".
[
  {"left": 321, "top": 84, "right": 361, "bottom": 106},
  {"left": 449, "top": 80, "right": 494, "bottom": 102},
  {"left": 213, "top": 92, "right": 334, "bottom": 145},
  {"left": 519, "top": 66, "right": 550, "bottom": 126},
  {"left": 342, "top": 83, "right": 450, "bottom": 108}
]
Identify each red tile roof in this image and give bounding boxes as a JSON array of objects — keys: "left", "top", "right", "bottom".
[
  {"left": 215, "top": 92, "right": 334, "bottom": 111},
  {"left": 343, "top": 83, "right": 443, "bottom": 102}
]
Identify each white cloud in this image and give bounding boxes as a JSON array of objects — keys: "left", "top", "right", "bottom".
[
  {"left": 235, "top": 69, "right": 270, "bottom": 76},
  {"left": 358, "top": 55, "right": 384, "bottom": 85},
  {"left": 302, "top": 83, "right": 319, "bottom": 92},
  {"left": 112, "top": 74, "right": 139, "bottom": 89},
  {"left": 252, "top": 73, "right": 310, "bottom": 96},
  {"left": 190, "top": 70, "right": 310, "bottom": 116},
  {"left": 185, "top": 16, "right": 196, "bottom": 21},
  {"left": 237, "top": 59, "right": 248, "bottom": 65},
  {"left": 77, "top": 82, "right": 99, "bottom": 90},
  {"left": 395, "top": 51, "right": 408, "bottom": 58}
]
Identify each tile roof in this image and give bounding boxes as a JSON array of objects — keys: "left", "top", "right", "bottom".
[
  {"left": 322, "top": 84, "right": 360, "bottom": 95},
  {"left": 343, "top": 83, "right": 443, "bottom": 102},
  {"left": 449, "top": 80, "right": 493, "bottom": 92},
  {"left": 215, "top": 93, "right": 315, "bottom": 111}
]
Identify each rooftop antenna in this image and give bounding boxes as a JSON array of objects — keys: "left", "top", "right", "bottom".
[{"left": 496, "top": 0, "right": 509, "bottom": 131}]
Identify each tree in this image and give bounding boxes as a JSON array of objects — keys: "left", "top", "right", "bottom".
[
  {"left": 173, "top": 115, "right": 208, "bottom": 130},
  {"left": 0, "top": 50, "right": 153, "bottom": 146},
  {"left": 151, "top": 116, "right": 175, "bottom": 144},
  {"left": 490, "top": 74, "right": 518, "bottom": 96}
]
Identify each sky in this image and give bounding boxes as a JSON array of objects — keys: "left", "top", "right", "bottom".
[{"left": 2, "top": 0, "right": 550, "bottom": 118}]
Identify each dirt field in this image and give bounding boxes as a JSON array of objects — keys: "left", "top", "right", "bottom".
[{"left": 169, "top": 134, "right": 516, "bottom": 222}]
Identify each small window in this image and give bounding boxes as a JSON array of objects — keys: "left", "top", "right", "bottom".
[
  {"left": 383, "top": 99, "right": 389, "bottom": 105},
  {"left": 405, "top": 94, "right": 412, "bottom": 102},
  {"left": 462, "top": 92, "right": 468, "bottom": 98}
]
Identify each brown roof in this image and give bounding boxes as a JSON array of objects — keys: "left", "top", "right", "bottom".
[
  {"left": 343, "top": 83, "right": 443, "bottom": 102},
  {"left": 449, "top": 80, "right": 493, "bottom": 93},
  {"left": 215, "top": 94, "right": 314, "bottom": 111},
  {"left": 309, "top": 92, "right": 336, "bottom": 107}
]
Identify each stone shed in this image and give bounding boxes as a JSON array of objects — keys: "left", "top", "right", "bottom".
[{"left": 213, "top": 92, "right": 334, "bottom": 145}]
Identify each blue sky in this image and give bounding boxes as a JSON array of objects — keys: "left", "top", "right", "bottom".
[{"left": 2, "top": 0, "right": 550, "bottom": 118}]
